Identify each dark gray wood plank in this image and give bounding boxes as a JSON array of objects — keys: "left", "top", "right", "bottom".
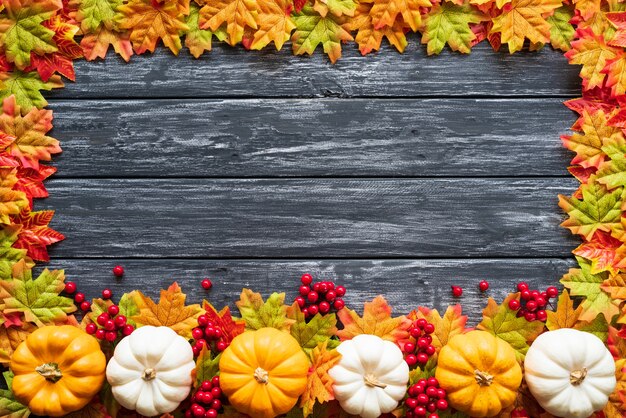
[
  {"left": 50, "top": 42, "right": 580, "bottom": 99},
  {"left": 49, "top": 98, "right": 573, "bottom": 178},
  {"left": 42, "top": 258, "right": 574, "bottom": 324},
  {"left": 40, "top": 178, "right": 578, "bottom": 258}
]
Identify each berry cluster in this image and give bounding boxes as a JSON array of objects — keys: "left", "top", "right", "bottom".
[
  {"left": 507, "top": 282, "right": 558, "bottom": 322},
  {"left": 85, "top": 303, "right": 134, "bottom": 342},
  {"left": 294, "top": 274, "right": 346, "bottom": 318},
  {"left": 64, "top": 281, "right": 92, "bottom": 312},
  {"left": 186, "top": 377, "right": 224, "bottom": 418},
  {"left": 404, "top": 377, "right": 448, "bottom": 418},
  {"left": 191, "top": 315, "right": 229, "bottom": 357},
  {"left": 404, "top": 319, "right": 436, "bottom": 367}
]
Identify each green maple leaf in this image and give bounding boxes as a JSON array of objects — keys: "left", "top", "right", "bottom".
[
  {"left": 194, "top": 347, "right": 221, "bottom": 389},
  {"left": 577, "top": 313, "right": 608, "bottom": 342},
  {"left": 559, "top": 179, "right": 624, "bottom": 241},
  {"left": 421, "top": 2, "right": 486, "bottom": 55},
  {"left": 0, "top": 0, "right": 61, "bottom": 69},
  {"left": 547, "top": 5, "right": 574, "bottom": 51},
  {"left": 0, "top": 225, "right": 29, "bottom": 280},
  {"left": 0, "top": 259, "right": 76, "bottom": 326},
  {"left": 74, "top": 0, "right": 123, "bottom": 32},
  {"left": 0, "top": 71, "right": 64, "bottom": 114},
  {"left": 291, "top": 4, "right": 353, "bottom": 64},
  {"left": 477, "top": 294, "right": 544, "bottom": 362},
  {"left": 0, "top": 371, "right": 30, "bottom": 418},
  {"left": 288, "top": 304, "right": 339, "bottom": 353},
  {"left": 185, "top": 4, "right": 226, "bottom": 58},
  {"left": 313, "top": 0, "right": 356, "bottom": 17},
  {"left": 596, "top": 137, "right": 626, "bottom": 189},
  {"left": 118, "top": 292, "right": 139, "bottom": 326},
  {"left": 236, "top": 288, "right": 294, "bottom": 331},
  {"left": 561, "top": 256, "right": 620, "bottom": 322}
]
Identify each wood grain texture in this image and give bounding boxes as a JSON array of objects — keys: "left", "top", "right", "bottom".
[
  {"left": 41, "top": 178, "right": 578, "bottom": 258},
  {"left": 49, "top": 98, "right": 574, "bottom": 178},
  {"left": 49, "top": 42, "right": 581, "bottom": 99},
  {"left": 43, "top": 258, "right": 574, "bottom": 324}
]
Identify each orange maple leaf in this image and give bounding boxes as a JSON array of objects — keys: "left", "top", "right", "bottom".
[
  {"left": 608, "top": 12, "right": 626, "bottom": 48},
  {"left": 566, "top": 28, "right": 620, "bottom": 91},
  {"left": 415, "top": 304, "right": 468, "bottom": 352},
  {"left": 0, "top": 168, "right": 28, "bottom": 224},
  {"left": 131, "top": 282, "right": 202, "bottom": 338},
  {"left": 80, "top": 26, "right": 133, "bottom": 62},
  {"left": 336, "top": 295, "right": 411, "bottom": 342},
  {"left": 250, "top": 0, "right": 295, "bottom": 50},
  {"left": 369, "top": 0, "right": 431, "bottom": 32},
  {"left": 573, "top": 230, "right": 626, "bottom": 276},
  {"left": 299, "top": 340, "right": 342, "bottom": 417},
  {"left": 199, "top": 0, "right": 258, "bottom": 46},
  {"left": 10, "top": 208, "right": 64, "bottom": 262},
  {"left": 348, "top": 2, "right": 408, "bottom": 55},
  {"left": 603, "top": 54, "right": 626, "bottom": 97}
]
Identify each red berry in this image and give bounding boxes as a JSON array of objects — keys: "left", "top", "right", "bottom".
[
  {"left": 404, "top": 342, "right": 416, "bottom": 353},
  {"left": 414, "top": 406, "right": 427, "bottom": 416},
  {"left": 102, "top": 289, "right": 113, "bottom": 299},
  {"left": 416, "top": 319, "right": 428, "bottom": 329},
  {"left": 97, "top": 313, "right": 109, "bottom": 326},
  {"left": 410, "top": 327, "right": 422, "bottom": 338},
  {"left": 122, "top": 324, "right": 134, "bottom": 336},
  {"left": 416, "top": 353, "right": 429, "bottom": 364},
  {"left": 436, "top": 399, "right": 448, "bottom": 410},
  {"left": 212, "top": 329, "right": 222, "bottom": 339},
  {"left": 108, "top": 305, "right": 120, "bottom": 316},
  {"left": 192, "top": 346, "right": 200, "bottom": 357},
  {"left": 197, "top": 315, "right": 208, "bottom": 327},
  {"left": 308, "top": 304, "right": 319, "bottom": 315},
  {"left": 408, "top": 385, "right": 419, "bottom": 397},
  {"left": 302, "top": 307, "right": 309, "bottom": 317},
  {"left": 423, "top": 335, "right": 432, "bottom": 344},
  {"left": 405, "top": 354, "right": 418, "bottom": 366},
  {"left": 333, "top": 299, "right": 345, "bottom": 310},
  {"left": 546, "top": 286, "right": 559, "bottom": 298},
  {"left": 95, "top": 329, "right": 106, "bottom": 339},
  {"left": 211, "top": 387, "right": 221, "bottom": 398},
  {"left": 113, "top": 265, "right": 124, "bottom": 277},
  {"left": 437, "top": 389, "right": 446, "bottom": 399},
  {"left": 193, "top": 405, "right": 205, "bottom": 417},
  {"left": 325, "top": 290, "right": 336, "bottom": 301},
  {"left": 216, "top": 341, "right": 227, "bottom": 352},
  {"left": 406, "top": 398, "right": 419, "bottom": 409},
  {"left": 425, "top": 345, "right": 436, "bottom": 356},
  {"left": 417, "top": 337, "right": 429, "bottom": 348},
  {"left": 201, "top": 381, "right": 212, "bottom": 391},
  {"left": 423, "top": 323, "right": 435, "bottom": 334},
  {"left": 524, "top": 311, "right": 536, "bottom": 322},
  {"left": 312, "top": 282, "right": 321, "bottom": 292},
  {"left": 536, "top": 309, "right": 548, "bottom": 321},
  {"left": 427, "top": 377, "right": 438, "bottom": 387},
  {"left": 201, "top": 279, "right": 212, "bottom": 290},
  {"left": 211, "top": 376, "right": 220, "bottom": 386},
  {"left": 211, "top": 399, "right": 222, "bottom": 410},
  {"left": 185, "top": 410, "right": 192, "bottom": 418},
  {"left": 74, "top": 292, "right": 85, "bottom": 303},
  {"left": 105, "top": 331, "right": 117, "bottom": 342},
  {"left": 426, "top": 402, "right": 437, "bottom": 413},
  {"left": 479, "top": 280, "right": 489, "bottom": 292},
  {"left": 192, "top": 328, "right": 204, "bottom": 340},
  {"left": 414, "top": 384, "right": 425, "bottom": 394},
  {"left": 508, "top": 299, "right": 520, "bottom": 310},
  {"left": 80, "top": 301, "right": 91, "bottom": 311},
  {"left": 335, "top": 286, "right": 346, "bottom": 297},
  {"left": 520, "top": 290, "right": 531, "bottom": 300},
  {"left": 85, "top": 323, "right": 97, "bottom": 334},
  {"left": 327, "top": 282, "right": 335, "bottom": 290},
  {"left": 114, "top": 315, "right": 127, "bottom": 328},
  {"left": 301, "top": 273, "right": 313, "bottom": 285},
  {"left": 205, "top": 327, "right": 215, "bottom": 338},
  {"left": 205, "top": 410, "right": 217, "bottom": 418},
  {"left": 299, "top": 285, "right": 310, "bottom": 296},
  {"left": 535, "top": 296, "right": 547, "bottom": 307},
  {"left": 307, "top": 291, "right": 319, "bottom": 303},
  {"left": 428, "top": 414, "right": 439, "bottom": 418},
  {"left": 517, "top": 282, "right": 529, "bottom": 291},
  {"left": 319, "top": 301, "right": 330, "bottom": 314},
  {"left": 451, "top": 286, "right": 462, "bottom": 297},
  {"left": 319, "top": 283, "right": 329, "bottom": 293},
  {"left": 526, "top": 300, "right": 537, "bottom": 311},
  {"left": 417, "top": 394, "right": 429, "bottom": 405},
  {"left": 295, "top": 296, "right": 306, "bottom": 308},
  {"left": 530, "top": 290, "right": 540, "bottom": 299},
  {"left": 104, "top": 320, "right": 116, "bottom": 331},
  {"left": 426, "top": 386, "right": 438, "bottom": 397},
  {"left": 65, "top": 281, "right": 77, "bottom": 294},
  {"left": 203, "top": 392, "right": 214, "bottom": 403}
]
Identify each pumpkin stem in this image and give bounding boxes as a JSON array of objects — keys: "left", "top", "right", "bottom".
[
  {"left": 142, "top": 368, "right": 157, "bottom": 381},
  {"left": 364, "top": 374, "right": 387, "bottom": 389},
  {"left": 474, "top": 370, "right": 493, "bottom": 386},
  {"left": 570, "top": 368, "right": 587, "bottom": 385},
  {"left": 254, "top": 367, "right": 269, "bottom": 384},
  {"left": 36, "top": 363, "right": 62, "bottom": 383}
]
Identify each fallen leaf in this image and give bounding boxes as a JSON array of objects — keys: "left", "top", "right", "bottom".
[
  {"left": 288, "top": 303, "right": 339, "bottom": 353},
  {"left": 300, "top": 341, "right": 341, "bottom": 417},
  {"left": 236, "top": 288, "right": 293, "bottom": 331},
  {"left": 336, "top": 295, "right": 411, "bottom": 342}
]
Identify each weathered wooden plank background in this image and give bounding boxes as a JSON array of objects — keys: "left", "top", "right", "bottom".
[{"left": 41, "top": 41, "right": 581, "bottom": 323}]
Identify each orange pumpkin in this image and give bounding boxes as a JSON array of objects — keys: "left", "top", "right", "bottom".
[
  {"left": 435, "top": 331, "right": 522, "bottom": 417},
  {"left": 10, "top": 325, "right": 106, "bottom": 416},
  {"left": 219, "top": 327, "right": 310, "bottom": 418}
]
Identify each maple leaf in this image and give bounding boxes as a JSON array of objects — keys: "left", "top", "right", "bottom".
[
  {"left": 72, "top": 0, "right": 122, "bottom": 33},
  {"left": 202, "top": 300, "right": 245, "bottom": 344},
  {"left": 115, "top": 0, "right": 189, "bottom": 55},
  {"left": 193, "top": 346, "right": 220, "bottom": 389},
  {"left": 0, "top": 323, "right": 35, "bottom": 366},
  {"left": 558, "top": 180, "right": 624, "bottom": 241},
  {"left": 13, "top": 164, "right": 56, "bottom": 207},
  {"left": 0, "top": 225, "right": 29, "bottom": 280},
  {"left": 0, "top": 371, "right": 29, "bottom": 418},
  {"left": 547, "top": 5, "right": 574, "bottom": 51},
  {"left": 596, "top": 137, "right": 626, "bottom": 190},
  {"left": 11, "top": 208, "right": 64, "bottom": 261},
  {"left": 0, "top": 168, "right": 28, "bottom": 224},
  {"left": 561, "top": 256, "right": 620, "bottom": 322},
  {"left": 0, "top": 70, "right": 63, "bottom": 114},
  {"left": 573, "top": 230, "right": 626, "bottom": 276},
  {"left": 577, "top": 313, "right": 608, "bottom": 341},
  {"left": 490, "top": 0, "right": 561, "bottom": 53},
  {"left": 250, "top": 0, "right": 296, "bottom": 50},
  {"left": 185, "top": 3, "right": 226, "bottom": 57},
  {"left": 291, "top": 4, "right": 353, "bottom": 63},
  {"left": 313, "top": 0, "right": 356, "bottom": 17},
  {"left": 603, "top": 54, "right": 626, "bottom": 98},
  {"left": 80, "top": 26, "right": 133, "bottom": 62},
  {"left": 421, "top": 1, "right": 487, "bottom": 55},
  {"left": 369, "top": 0, "right": 431, "bottom": 32},
  {"left": 0, "top": 0, "right": 61, "bottom": 69},
  {"left": 573, "top": 0, "right": 601, "bottom": 21},
  {"left": 287, "top": 303, "right": 339, "bottom": 353},
  {"left": 131, "top": 282, "right": 202, "bottom": 338},
  {"left": 547, "top": 289, "right": 584, "bottom": 330},
  {"left": 608, "top": 11, "right": 626, "bottom": 48},
  {"left": 198, "top": 0, "right": 258, "bottom": 46},
  {"left": 299, "top": 341, "right": 341, "bottom": 417},
  {"left": 336, "top": 295, "right": 411, "bottom": 342},
  {"left": 602, "top": 274, "right": 626, "bottom": 302},
  {"left": 477, "top": 293, "right": 544, "bottom": 362},
  {"left": 236, "top": 288, "right": 293, "bottom": 331},
  {"left": 415, "top": 304, "right": 468, "bottom": 352},
  {"left": 0, "top": 259, "right": 76, "bottom": 326},
  {"left": 566, "top": 28, "right": 619, "bottom": 91},
  {"left": 347, "top": 2, "right": 407, "bottom": 55},
  {"left": 0, "top": 94, "right": 61, "bottom": 169}
]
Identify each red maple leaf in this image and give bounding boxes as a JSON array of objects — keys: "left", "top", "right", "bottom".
[
  {"left": 11, "top": 208, "right": 64, "bottom": 261},
  {"left": 573, "top": 230, "right": 626, "bottom": 275},
  {"left": 202, "top": 301, "right": 245, "bottom": 344},
  {"left": 13, "top": 165, "right": 57, "bottom": 207}
]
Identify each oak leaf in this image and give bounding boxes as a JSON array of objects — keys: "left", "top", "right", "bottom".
[
  {"left": 185, "top": 3, "right": 226, "bottom": 57},
  {"left": 477, "top": 293, "right": 544, "bottom": 361},
  {"left": 421, "top": 1, "right": 487, "bottom": 55},
  {"left": 202, "top": 300, "right": 245, "bottom": 344},
  {"left": 288, "top": 303, "right": 339, "bottom": 353},
  {"left": 547, "top": 5, "right": 574, "bottom": 52},
  {"left": 347, "top": 2, "right": 407, "bottom": 55},
  {"left": 131, "top": 282, "right": 202, "bottom": 338},
  {"left": 250, "top": 0, "right": 296, "bottom": 50},
  {"left": 11, "top": 208, "right": 64, "bottom": 261},
  {"left": 0, "top": 168, "right": 28, "bottom": 224},
  {"left": 236, "top": 288, "right": 293, "bottom": 331},
  {"left": 193, "top": 346, "right": 220, "bottom": 389},
  {"left": 0, "top": 70, "right": 63, "bottom": 114},
  {"left": 199, "top": 0, "right": 258, "bottom": 46},
  {"left": 415, "top": 304, "right": 468, "bottom": 352},
  {"left": 80, "top": 26, "right": 133, "bottom": 62},
  {"left": 369, "top": 0, "right": 431, "bottom": 32},
  {"left": 299, "top": 341, "right": 342, "bottom": 417},
  {"left": 566, "top": 28, "right": 619, "bottom": 91},
  {"left": 336, "top": 295, "right": 411, "bottom": 342}
]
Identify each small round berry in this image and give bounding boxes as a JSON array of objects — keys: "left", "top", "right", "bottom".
[
  {"left": 417, "top": 393, "right": 429, "bottom": 405},
  {"left": 425, "top": 345, "right": 436, "bottom": 356},
  {"left": 325, "top": 290, "right": 336, "bottom": 301},
  {"left": 416, "top": 318, "right": 428, "bottom": 329},
  {"left": 319, "top": 301, "right": 330, "bottom": 314},
  {"left": 530, "top": 290, "right": 540, "bottom": 299},
  {"left": 427, "top": 402, "right": 437, "bottom": 413},
  {"left": 508, "top": 299, "right": 520, "bottom": 310},
  {"left": 105, "top": 331, "right": 117, "bottom": 342},
  {"left": 437, "top": 389, "right": 446, "bottom": 399},
  {"left": 404, "top": 342, "right": 416, "bottom": 353},
  {"left": 517, "top": 282, "right": 529, "bottom": 291},
  {"left": 97, "top": 313, "right": 109, "bottom": 326},
  {"left": 546, "top": 286, "right": 559, "bottom": 298},
  {"left": 122, "top": 324, "right": 134, "bottom": 336},
  {"left": 211, "top": 376, "right": 220, "bottom": 387},
  {"left": 426, "top": 386, "right": 438, "bottom": 397},
  {"left": 524, "top": 311, "right": 536, "bottom": 322},
  {"left": 211, "top": 387, "right": 221, "bottom": 398},
  {"left": 211, "top": 399, "right": 222, "bottom": 410},
  {"left": 203, "top": 392, "right": 214, "bottom": 404},
  {"left": 406, "top": 398, "right": 419, "bottom": 409},
  {"left": 192, "top": 328, "right": 204, "bottom": 340},
  {"left": 80, "top": 301, "right": 91, "bottom": 311},
  {"left": 195, "top": 339, "right": 207, "bottom": 350},
  {"left": 299, "top": 285, "right": 310, "bottom": 296},
  {"left": 423, "top": 335, "right": 433, "bottom": 344},
  {"left": 107, "top": 305, "right": 119, "bottom": 316},
  {"left": 414, "top": 384, "right": 425, "bottom": 394},
  {"left": 185, "top": 410, "right": 192, "bottom": 418},
  {"left": 201, "top": 380, "right": 212, "bottom": 391},
  {"left": 520, "top": 289, "right": 531, "bottom": 300},
  {"left": 212, "top": 329, "right": 222, "bottom": 339},
  {"left": 312, "top": 282, "right": 321, "bottom": 292},
  {"left": 416, "top": 353, "right": 429, "bottom": 364},
  {"left": 201, "top": 279, "right": 212, "bottom": 290},
  {"left": 295, "top": 296, "right": 306, "bottom": 308},
  {"left": 333, "top": 298, "right": 345, "bottom": 310},
  {"left": 479, "top": 280, "right": 489, "bottom": 292},
  {"left": 536, "top": 309, "right": 548, "bottom": 322},
  {"left": 95, "top": 329, "right": 106, "bottom": 339},
  {"left": 327, "top": 282, "right": 335, "bottom": 290},
  {"left": 335, "top": 285, "right": 346, "bottom": 297},
  {"left": 216, "top": 341, "right": 228, "bottom": 352},
  {"left": 308, "top": 304, "right": 319, "bottom": 316},
  {"left": 74, "top": 292, "right": 85, "bottom": 303},
  {"left": 205, "top": 327, "right": 216, "bottom": 338},
  {"left": 113, "top": 265, "right": 124, "bottom": 277},
  {"left": 428, "top": 414, "right": 439, "bottom": 418},
  {"left": 302, "top": 307, "right": 309, "bottom": 317},
  {"left": 192, "top": 405, "right": 205, "bottom": 417},
  {"left": 405, "top": 354, "right": 418, "bottom": 366},
  {"left": 307, "top": 291, "right": 319, "bottom": 303},
  {"left": 417, "top": 337, "right": 430, "bottom": 349},
  {"left": 104, "top": 320, "right": 116, "bottom": 331},
  {"left": 205, "top": 409, "right": 217, "bottom": 418},
  {"left": 535, "top": 296, "right": 547, "bottom": 307},
  {"left": 114, "top": 314, "right": 128, "bottom": 328},
  {"left": 427, "top": 377, "right": 438, "bottom": 387},
  {"left": 64, "top": 281, "right": 77, "bottom": 294},
  {"left": 198, "top": 314, "right": 208, "bottom": 327},
  {"left": 85, "top": 323, "right": 97, "bottom": 334},
  {"left": 408, "top": 385, "right": 419, "bottom": 397},
  {"left": 423, "top": 323, "right": 435, "bottom": 334},
  {"left": 102, "top": 289, "right": 113, "bottom": 299},
  {"left": 516, "top": 308, "right": 526, "bottom": 318},
  {"left": 192, "top": 346, "right": 200, "bottom": 357},
  {"left": 301, "top": 273, "right": 313, "bottom": 285},
  {"left": 526, "top": 300, "right": 537, "bottom": 312},
  {"left": 414, "top": 406, "right": 427, "bottom": 416},
  {"left": 319, "top": 282, "right": 329, "bottom": 293},
  {"left": 451, "top": 286, "right": 462, "bottom": 297},
  {"left": 436, "top": 399, "right": 448, "bottom": 411}
]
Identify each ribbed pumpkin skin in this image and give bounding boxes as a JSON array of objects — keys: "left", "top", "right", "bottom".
[
  {"left": 219, "top": 327, "right": 310, "bottom": 418},
  {"left": 10, "top": 325, "right": 106, "bottom": 417},
  {"left": 435, "top": 331, "right": 522, "bottom": 417}
]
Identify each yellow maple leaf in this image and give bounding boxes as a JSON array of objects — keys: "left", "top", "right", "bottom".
[
  {"left": 250, "top": 0, "right": 295, "bottom": 50},
  {"left": 370, "top": 0, "right": 431, "bottom": 32},
  {"left": 573, "top": 0, "right": 601, "bottom": 21},
  {"left": 131, "top": 282, "right": 202, "bottom": 338},
  {"left": 490, "top": 0, "right": 562, "bottom": 53},
  {"left": 348, "top": 2, "right": 408, "bottom": 54},
  {"left": 199, "top": 0, "right": 258, "bottom": 46},
  {"left": 546, "top": 290, "right": 584, "bottom": 330},
  {"left": 602, "top": 274, "right": 626, "bottom": 302},
  {"left": 299, "top": 340, "right": 342, "bottom": 417},
  {"left": 566, "top": 28, "right": 619, "bottom": 91},
  {"left": 604, "top": 54, "right": 626, "bottom": 97},
  {"left": 336, "top": 295, "right": 411, "bottom": 342}
]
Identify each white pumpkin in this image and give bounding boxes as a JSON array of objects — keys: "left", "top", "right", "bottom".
[
  {"left": 525, "top": 328, "right": 616, "bottom": 418},
  {"left": 329, "top": 334, "right": 409, "bottom": 418},
  {"left": 106, "top": 326, "right": 195, "bottom": 417}
]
